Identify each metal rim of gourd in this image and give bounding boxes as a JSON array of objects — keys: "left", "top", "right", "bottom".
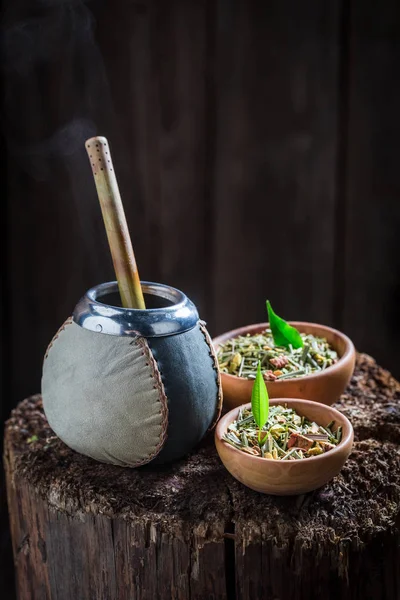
[{"left": 73, "top": 281, "right": 199, "bottom": 338}]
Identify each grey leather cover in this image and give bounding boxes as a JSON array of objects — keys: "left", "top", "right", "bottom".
[{"left": 42, "top": 319, "right": 168, "bottom": 467}]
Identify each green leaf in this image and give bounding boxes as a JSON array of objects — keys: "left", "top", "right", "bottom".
[
  {"left": 251, "top": 362, "right": 269, "bottom": 438},
  {"left": 266, "top": 300, "right": 303, "bottom": 349}
]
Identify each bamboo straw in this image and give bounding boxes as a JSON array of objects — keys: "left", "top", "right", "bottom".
[{"left": 85, "top": 136, "right": 146, "bottom": 309}]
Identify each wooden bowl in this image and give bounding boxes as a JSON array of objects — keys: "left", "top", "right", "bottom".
[
  {"left": 215, "top": 398, "right": 354, "bottom": 495},
  {"left": 213, "top": 322, "right": 355, "bottom": 410}
]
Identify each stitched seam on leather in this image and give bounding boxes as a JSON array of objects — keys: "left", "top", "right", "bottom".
[
  {"left": 131, "top": 336, "right": 169, "bottom": 467},
  {"left": 44, "top": 317, "right": 74, "bottom": 360},
  {"left": 199, "top": 321, "right": 223, "bottom": 430}
]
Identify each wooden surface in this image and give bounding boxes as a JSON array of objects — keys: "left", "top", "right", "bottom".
[
  {"left": 2, "top": 1, "right": 400, "bottom": 597},
  {"left": 343, "top": 0, "right": 400, "bottom": 374},
  {"left": 4, "top": 354, "right": 400, "bottom": 599},
  {"left": 212, "top": 1, "right": 340, "bottom": 332},
  {"left": 1, "top": 0, "right": 400, "bottom": 414}
]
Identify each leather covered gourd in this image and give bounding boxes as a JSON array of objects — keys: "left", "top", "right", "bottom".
[{"left": 42, "top": 282, "right": 222, "bottom": 467}]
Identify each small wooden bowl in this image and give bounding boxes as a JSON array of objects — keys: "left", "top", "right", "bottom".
[
  {"left": 213, "top": 322, "right": 355, "bottom": 410},
  {"left": 215, "top": 398, "right": 354, "bottom": 495}
]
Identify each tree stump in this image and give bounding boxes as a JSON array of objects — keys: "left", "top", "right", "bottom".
[{"left": 4, "top": 354, "right": 400, "bottom": 600}]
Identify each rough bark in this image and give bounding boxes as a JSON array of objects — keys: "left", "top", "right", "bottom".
[{"left": 4, "top": 354, "right": 400, "bottom": 600}]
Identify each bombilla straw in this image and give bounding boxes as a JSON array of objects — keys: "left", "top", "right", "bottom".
[{"left": 85, "top": 136, "right": 146, "bottom": 309}]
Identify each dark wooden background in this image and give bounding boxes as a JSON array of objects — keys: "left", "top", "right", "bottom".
[{"left": 1, "top": 0, "right": 400, "bottom": 597}]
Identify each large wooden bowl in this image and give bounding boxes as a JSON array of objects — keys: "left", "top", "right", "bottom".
[
  {"left": 213, "top": 322, "right": 355, "bottom": 410},
  {"left": 215, "top": 398, "right": 354, "bottom": 495}
]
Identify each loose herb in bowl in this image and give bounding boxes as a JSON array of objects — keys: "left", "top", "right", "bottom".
[
  {"left": 222, "top": 368, "right": 341, "bottom": 460},
  {"left": 223, "top": 405, "right": 341, "bottom": 459},
  {"left": 217, "top": 301, "right": 338, "bottom": 381}
]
